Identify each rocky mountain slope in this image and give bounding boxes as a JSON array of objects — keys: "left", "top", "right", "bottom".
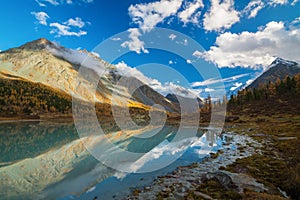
[
  {"left": 0, "top": 38, "right": 180, "bottom": 117},
  {"left": 248, "top": 57, "right": 300, "bottom": 89}
]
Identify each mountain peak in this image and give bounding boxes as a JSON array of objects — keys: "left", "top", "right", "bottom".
[
  {"left": 269, "top": 57, "right": 298, "bottom": 68},
  {"left": 272, "top": 57, "right": 286, "bottom": 63},
  {"left": 19, "top": 38, "right": 56, "bottom": 51},
  {"left": 35, "top": 38, "right": 50, "bottom": 44},
  {"left": 248, "top": 58, "right": 300, "bottom": 89}
]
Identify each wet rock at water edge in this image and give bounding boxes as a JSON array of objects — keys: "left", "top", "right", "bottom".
[{"left": 201, "top": 171, "right": 237, "bottom": 190}]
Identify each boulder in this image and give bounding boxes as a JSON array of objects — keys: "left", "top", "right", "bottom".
[{"left": 202, "top": 171, "right": 237, "bottom": 190}]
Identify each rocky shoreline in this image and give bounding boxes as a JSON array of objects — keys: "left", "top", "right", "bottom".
[{"left": 124, "top": 130, "right": 277, "bottom": 200}]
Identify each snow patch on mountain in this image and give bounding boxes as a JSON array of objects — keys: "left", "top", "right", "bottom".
[{"left": 265, "top": 57, "right": 299, "bottom": 71}]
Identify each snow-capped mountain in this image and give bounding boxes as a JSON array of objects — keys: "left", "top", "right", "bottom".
[{"left": 247, "top": 57, "right": 300, "bottom": 89}]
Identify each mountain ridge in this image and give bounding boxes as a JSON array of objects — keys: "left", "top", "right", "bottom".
[
  {"left": 247, "top": 57, "right": 300, "bottom": 89},
  {"left": 0, "top": 38, "right": 181, "bottom": 118}
]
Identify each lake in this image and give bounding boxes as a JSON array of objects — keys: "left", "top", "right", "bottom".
[{"left": 0, "top": 121, "right": 223, "bottom": 200}]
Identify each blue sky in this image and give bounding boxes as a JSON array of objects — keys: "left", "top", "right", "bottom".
[{"left": 0, "top": 0, "right": 300, "bottom": 97}]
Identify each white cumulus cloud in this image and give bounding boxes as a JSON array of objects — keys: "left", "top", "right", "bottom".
[
  {"left": 121, "top": 28, "right": 149, "bottom": 54},
  {"left": 201, "top": 20, "right": 300, "bottom": 68},
  {"left": 178, "top": 0, "right": 204, "bottom": 25},
  {"left": 50, "top": 22, "right": 87, "bottom": 37},
  {"left": 31, "top": 11, "right": 50, "bottom": 25},
  {"left": 47, "top": 43, "right": 107, "bottom": 75},
  {"left": 49, "top": 17, "right": 89, "bottom": 37},
  {"left": 242, "top": 0, "right": 292, "bottom": 19},
  {"left": 115, "top": 61, "right": 200, "bottom": 98},
  {"left": 203, "top": 0, "right": 240, "bottom": 32},
  {"left": 64, "top": 17, "right": 86, "bottom": 28},
  {"left": 115, "top": 61, "right": 153, "bottom": 83},
  {"left": 243, "top": 0, "right": 264, "bottom": 19},
  {"left": 128, "top": 0, "right": 183, "bottom": 32}
]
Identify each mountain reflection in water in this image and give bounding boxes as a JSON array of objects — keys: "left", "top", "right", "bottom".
[{"left": 0, "top": 121, "right": 222, "bottom": 200}]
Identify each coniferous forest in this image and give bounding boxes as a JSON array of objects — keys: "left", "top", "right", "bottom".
[
  {"left": 0, "top": 78, "right": 72, "bottom": 118},
  {"left": 228, "top": 74, "right": 300, "bottom": 115}
]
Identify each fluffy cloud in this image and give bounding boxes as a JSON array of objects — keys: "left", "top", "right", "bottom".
[
  {"left": 203, "top": 0, "right": 240, "bottom": 32},
  {"left": 115, "top": 61, "right": 152, "bottom": 83},
  {"left": 49, "top": 17, "right": 89, "bottom": 37},
  {"left": 31, "top": 11, "right": 89, "bottom": 38},
  {"left": 243, "top": 0, "right": 264, "bottom": 19},
  {"left": 152, "top": 82, "right": 202, "bottom": 97},
  {"left": 64, "top": 17, "right": 86, "bottom": 28},
  {"left": 242, "top": 0, "right": 292, "bottom": 19},
  {"left": 31, "top": 11, "right": 50, "bottom": 25},
  {"left": 47, "top": 43, "right": 107, "bottom": 75},
  {"left": 178, "top": 0, "right": 204, "bottom": 25},
  {"left": 115, "top": 61, "right": 200, "bottom": 97},
  {"left": 121, "top": 28, "right": 149, "bottom": 54},
  {"left": 200, "top": 20, "right": 300, "bottom": 68},
  {"left": 50, "top": 22, "right": 87, "bottom": 37},
  {"left": 128, "top": 0, "right": 183, "bottom": 32}
]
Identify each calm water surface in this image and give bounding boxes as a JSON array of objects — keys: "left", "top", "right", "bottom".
[{"left": 0, "top": 121, "right": 223, "bottom": 200}]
